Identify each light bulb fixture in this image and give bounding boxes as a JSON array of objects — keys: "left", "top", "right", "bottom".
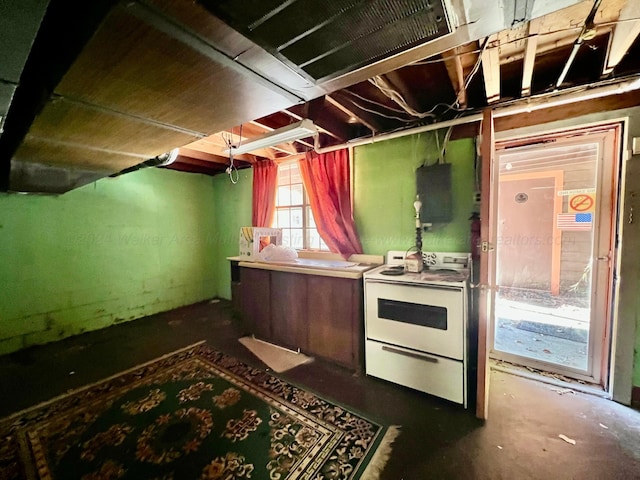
[
  {"left": 223, "top": 119, "right": 317, "bottom": 155},
  {"left": 155, "top": 148, "right": 179, "bottom": 166},
  {"left": 413, "top": 195, "right": 422, "bottom": 228}
]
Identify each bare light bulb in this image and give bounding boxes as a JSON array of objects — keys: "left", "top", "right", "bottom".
[{"left": 413, "top": 196, "right": 422, "bottom": 228}]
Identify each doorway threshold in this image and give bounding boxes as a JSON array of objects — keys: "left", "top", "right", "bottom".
[{"left": 490, "top": 359, "right": 610, "bottom": 399}]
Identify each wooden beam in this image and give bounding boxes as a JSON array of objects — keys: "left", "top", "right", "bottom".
[
  {"left": 477, "top": 107, "right": 495, "bottom": 421},
  {"left": 175, "top": 154, "right": 249, "bottom": 169},
  {"left": 443, "top": 47, "right": 468, "bottom": 108},
  {"left": 325, "top": 94, "right": 378, "bottom": 133},
  {"left": 180, "top": 134, "right": 271, "bottom": 161},
  {"left": 453, "top": 53, "right": 467, "bottom": 108},
  {"left": 482, "top": 35, "right": 501, "bottom": 104},
  {"left": 288, "top": 100, "right": 350, "bottom": 142},
  {"left": 380, "top": 71, "right": 424, "bottom": 115},
  {"left": 521, "top": 18, "right": 541, "bottom": 97},
  {"left": 178, "top": 147, "right": 234, "bottom": 164},
  {"left": 603, "top": 12, "right": 640, "bottom": 75}
]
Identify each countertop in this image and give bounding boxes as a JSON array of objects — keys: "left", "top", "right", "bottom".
[{"left": 227, "top": 253, "right": 383, "bottom": 279}]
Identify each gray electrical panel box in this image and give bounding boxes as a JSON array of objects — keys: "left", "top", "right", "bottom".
[{"left": 416, "top": 163, "right": 453, "bottom": 224}]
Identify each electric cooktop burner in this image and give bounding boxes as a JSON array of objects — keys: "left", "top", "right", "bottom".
[
  {"left": 364, "top": 251, "right": 472, "bottom": 285},
  {"left": 380, "top": 266, "right": 404, "bottom": 276}
]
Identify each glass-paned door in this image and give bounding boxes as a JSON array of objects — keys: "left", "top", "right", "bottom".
[{"left": 490, "top": 124, "right": 620, "bottom": 385}]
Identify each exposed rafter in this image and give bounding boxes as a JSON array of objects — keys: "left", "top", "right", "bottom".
[
  {"left": 602, "top": 1, "right": 640, "bottom": 75},
  {"left": 521, "top": 17, "right": 541, "bottom": 97},
  {"left": 443, "top": 47, "right": 468, "bottom": 108},
  {"left": 481, "top": 34, "right": 501, "bottom": 104},
  {"left": 289, "top": 100, "right": 352, "bottom": 143},
  {"left": 178, "top": 147, "right": 240, "bottom": 164},
  {"left": 325, "top": 94, "right": 379, "bottom": 133}
]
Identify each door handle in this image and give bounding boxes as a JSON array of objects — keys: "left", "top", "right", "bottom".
[{"left": 382, "top": 345, "right": 439, "bottom": 363}]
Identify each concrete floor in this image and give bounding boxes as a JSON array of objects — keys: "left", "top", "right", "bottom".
[{"left": 1, "top": 299, "right": 639, "bottom": 479}]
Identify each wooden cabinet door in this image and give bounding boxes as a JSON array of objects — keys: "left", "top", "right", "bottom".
[
  {"left": 238, "top": 267, "right": 271, "bottom": 340},
  {"left": 270, "top": 271, "right": 309, "bottom": 351},
  {"left": 307, "top": 276, "right": 363, "bottom": 369}
]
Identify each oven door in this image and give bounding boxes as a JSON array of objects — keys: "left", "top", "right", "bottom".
[{"left": 365, "top": 280, "right": 465, "bottom": 360}]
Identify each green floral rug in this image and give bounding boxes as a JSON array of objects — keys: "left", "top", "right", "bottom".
[{"left": 0, "top": 342, "right": 399, "bottom": 480}]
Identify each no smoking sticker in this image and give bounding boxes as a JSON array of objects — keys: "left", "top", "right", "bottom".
[{"left": 568, "top": 193, "right": 595, "bottom": 213}]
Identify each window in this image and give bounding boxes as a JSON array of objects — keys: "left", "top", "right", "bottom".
[{"left": 272, "top": 162, "right": 329, "bottom": 251}]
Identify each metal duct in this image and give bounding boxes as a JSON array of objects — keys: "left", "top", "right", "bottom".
[{"left": 198, "top": 0, "right": 453, "bottom": 82}]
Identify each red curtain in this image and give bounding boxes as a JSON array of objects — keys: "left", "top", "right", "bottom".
[
  {"left": 252, "top": 159, "right": 278, "bottom": 227},
  {"left": 298, "top": 149, "right": 363, "bottom": 258}
]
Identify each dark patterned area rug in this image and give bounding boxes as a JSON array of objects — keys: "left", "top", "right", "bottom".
[{"left": 0, "top": 342, "right": 399, "bottom": 480}]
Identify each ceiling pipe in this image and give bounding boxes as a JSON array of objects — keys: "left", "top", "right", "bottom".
[
  {"left": 554, "top": 0, "right": 603, "bottom": 89},
  {"left": 313, "top": 75, "right": 640, "bottom": 154},
  {"left": 313, "top": 114, "right": 483, "bottom": 153}
]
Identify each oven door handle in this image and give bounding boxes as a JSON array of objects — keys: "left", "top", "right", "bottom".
[{"left": 382, "top": 345, "right": 439, "bottom": 363}]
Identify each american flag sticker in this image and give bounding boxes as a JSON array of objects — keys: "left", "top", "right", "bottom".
[{"left": 557, "top": 213, "right": 593, "bottom": 231}]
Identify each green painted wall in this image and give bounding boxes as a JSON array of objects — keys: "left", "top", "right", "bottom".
[
  {"left": 0, "top": 168, "right": 218, "bottom": 355},
  {"left": 354, "top": 132, "right": 476, "bottom": 255},
  {"left": 213, "top": 170, "right": 253, "bottom": 300}
]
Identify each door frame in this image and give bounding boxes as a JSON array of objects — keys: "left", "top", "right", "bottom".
[{"left": 483, "top": 121, "right": 622, "bottom": 390}]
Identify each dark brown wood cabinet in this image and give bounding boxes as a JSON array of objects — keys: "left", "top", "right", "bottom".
[
  {"left": 307, "top": 276, "right": 362, "bottom": 369},
  {"left": 270, "top": 271, "right": 309, "bottom": 352},
  {"left": 236, "top": 267, "right": 271, "bottom": 340},
  {"left": 232, "top": 265, "right": 363, "bottom": 371}
]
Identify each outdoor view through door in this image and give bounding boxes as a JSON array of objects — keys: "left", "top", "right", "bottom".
[{"left": 491, "top": 124, "right": 620, "bottom": 386}]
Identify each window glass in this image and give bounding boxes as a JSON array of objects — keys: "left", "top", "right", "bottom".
[
  {"left": 290, "top": 207, "right": 303, "bottom": 228},
  {"left": 277, "top": 186, "right": 291, "bottom": 206},
  {"left": 290, "top": 184, "right": 304, "bottom": 205},
  {"left": 277, "top": 209, "right": 290, "bottom": 228},
  {"left": 272, "top": 161, "right": 329, "bottom": 251}
]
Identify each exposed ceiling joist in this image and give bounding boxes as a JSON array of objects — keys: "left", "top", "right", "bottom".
[
  {"left": 521, "top": 18, "right": 542, "bottom": 97},
  {"left": 602, "top": 3, "right": 640, "bottom": 76},
  {"left": 325, "top": 95, "right": 378, "bottom": 133},
  {"left": 442, "top": 43, "right": 479, "bottom": 109},
  {"left": 290, "top": 100, "right": 352, "bottom": 143},
  {"left": 281, "top": 107, "right": 345, "bottom": 142},
  {"left": 482, "top": 35, "right": 501, "bottom": 104},
  {"left": 177, "top": 147, "right": 235, "bottom": 164},
  {"left": 453, "top": 51, "right": 468, "bottom": 108}
]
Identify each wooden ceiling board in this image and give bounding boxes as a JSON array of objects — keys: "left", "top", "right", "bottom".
[
  {"left": 25, "top": 100, "right": 198, "bottom": 161},
  {"left": 54, "top": 8, "right": 298, "bottom": 137},
  {"left": 14, "top": 137, "right": 143, "bottom": 171}
]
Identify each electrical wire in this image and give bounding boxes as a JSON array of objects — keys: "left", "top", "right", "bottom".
[
  {"left": 368, "top": 76, "right": 437, "bottom": 119},
  {"left": 345, "top": 98, "right": 418, "bottom": 123},
  {"left": 343, "top": 90, "right": 414, "bottom": 115},
  {"left": 221, "top": 124, "right": 242, "bottom": 184}
]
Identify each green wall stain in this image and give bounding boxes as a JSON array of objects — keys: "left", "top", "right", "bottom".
[
  {"left": 0, "top": 168, "right": 218, "bottom": 354},
  {"left": 213, "top": 170, "right": 253, "bottom": 300},
  {"left": 354, "top": 132, "right": 476, "bottom": 255}
]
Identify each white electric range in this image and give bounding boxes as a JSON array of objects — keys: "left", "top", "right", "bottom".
[{"left": 363, "top": 251, "right": 471, "bottom": 407}]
